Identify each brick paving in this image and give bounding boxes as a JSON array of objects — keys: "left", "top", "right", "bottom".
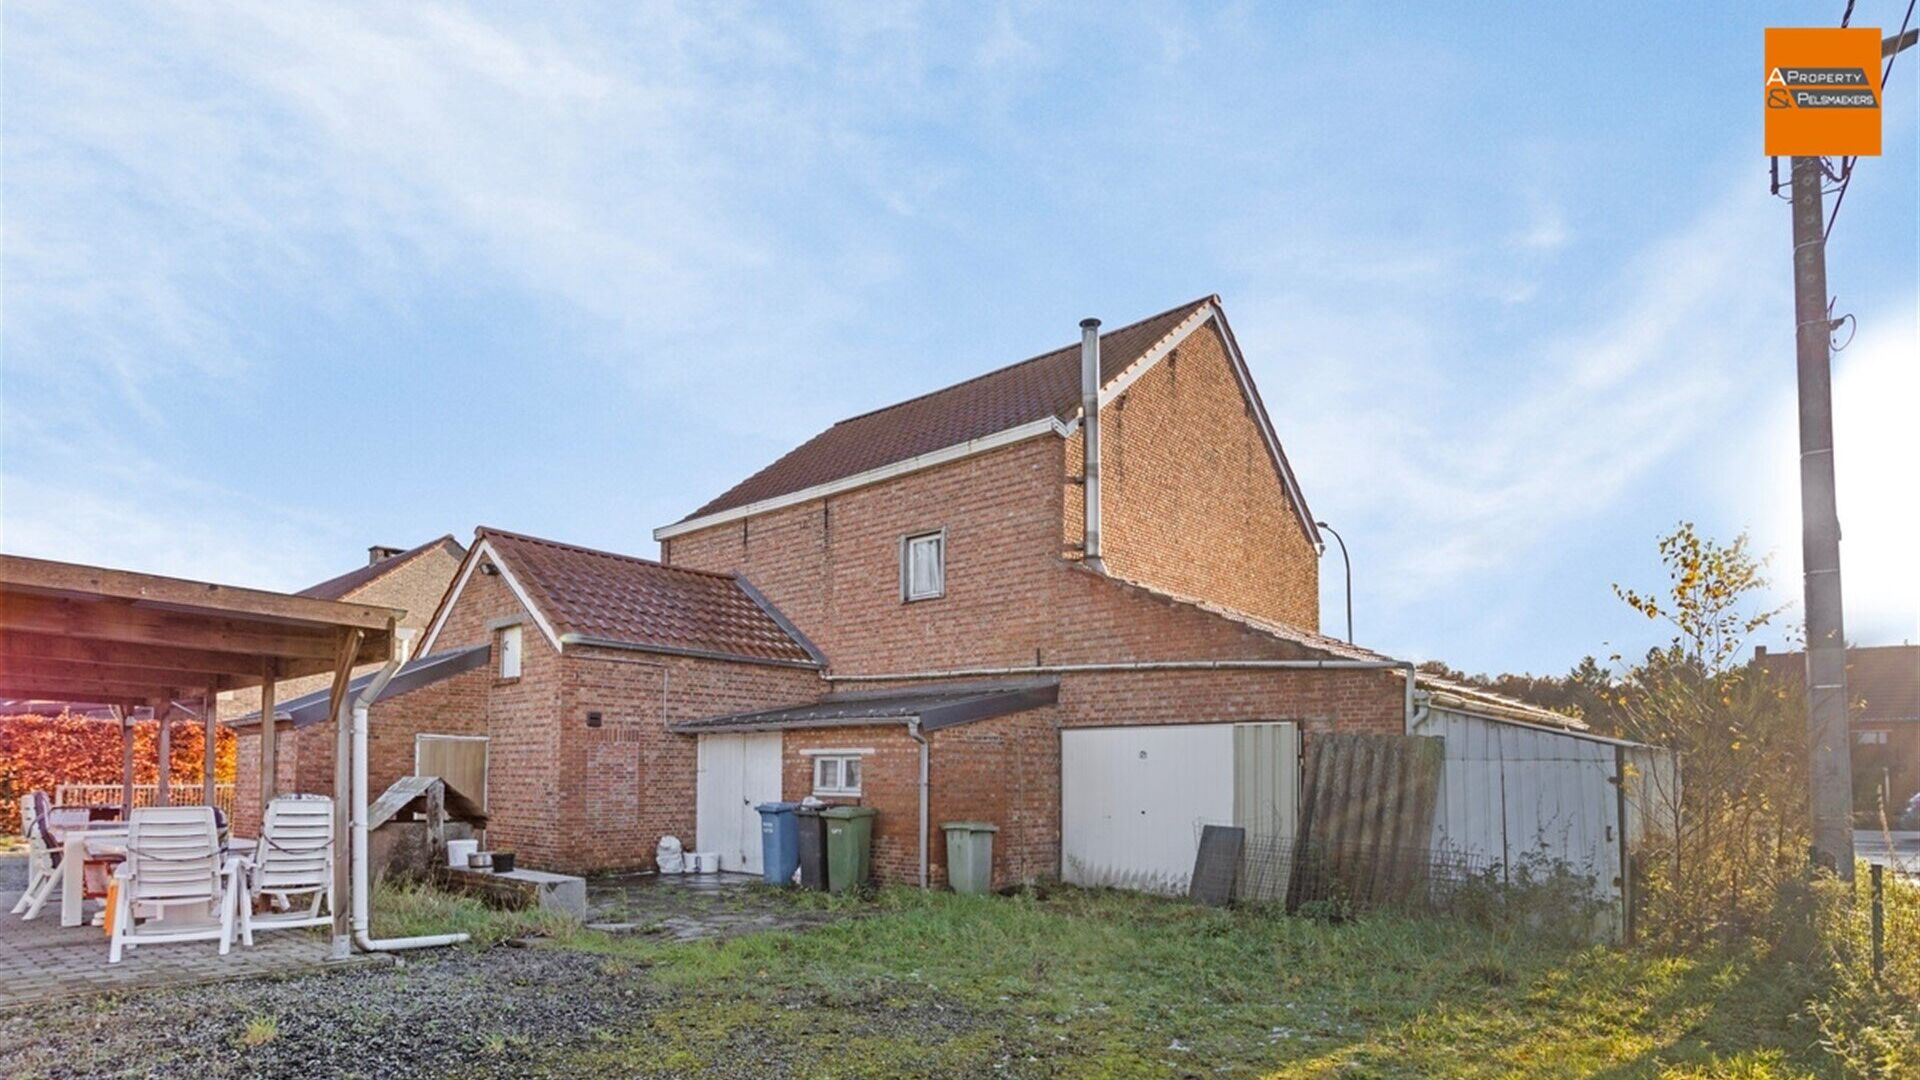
[{"left": 0, "top": 857, "right": 388, "bottom": 1011}]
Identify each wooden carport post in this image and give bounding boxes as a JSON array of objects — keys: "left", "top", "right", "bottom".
[
  {"left": 259, "top": 662, "right": 278, "bottom": 815},
  {"left": 327, "top": 629, "right": 363, "bottom": 958},
  {"left": 154, "top": 700, "right": 172, "bottom": 806},
  {"left": 118, "top": 706, "right": 135, "bottom": 816},
  {"left": 202, "top": 692, "right": 217, "bottom": 810}
]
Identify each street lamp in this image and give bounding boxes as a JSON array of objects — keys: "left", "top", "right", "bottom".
[{"left": 1316, "top": 521, "right": 1352, "bottom": 644}]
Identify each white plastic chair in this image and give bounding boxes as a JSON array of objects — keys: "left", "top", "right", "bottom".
[
  {"left": 108, "top": 805, "right": 238, "bottom": 963},
  {"left": 233, "top": 795, "right": 335, "bottom": 946},
  {"left": 11, "top": 792, "right": 59, "bottom": 919}
]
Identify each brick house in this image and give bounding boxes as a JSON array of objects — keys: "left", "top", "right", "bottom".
[
  {"left": 288, "top": 296, "right": 1576, "bottom": 887},
  {"left": 226, "top": 536, "right": 464, "bottom": 834},
  {"left": 653, "top": 297, "right": 1414, "bottom": 888},
  {"left": 1757, "top": 643, "right": 1920, "bottom": 815}
]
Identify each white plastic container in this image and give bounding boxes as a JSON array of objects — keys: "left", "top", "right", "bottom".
[
  {"left": 693, "top": 851, "right": 719, "bottom": 873},
  {"left": 447, "top": 838, "right": 478, "bottom": 869}
]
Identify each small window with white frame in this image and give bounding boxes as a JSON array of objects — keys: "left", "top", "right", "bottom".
[
  {"left": 900, "top": 529, "right": 945, "bottom": 602},
  {"left": 1857, "top": 729, "right": 1890, "bottom": 745},
  {"left": 812, "top": 753, "right": 864, "bottom": 797},
  {"left": 498, "top": 624, "right": 523, "bottom": 680}
]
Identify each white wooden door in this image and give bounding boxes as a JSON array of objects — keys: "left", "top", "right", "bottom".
[
  {"left": 696, "top": 733, "right": 783, "bottom": 874},
  {"left": 1061, "top": 724, "right": 1238, "bottom": 894}
]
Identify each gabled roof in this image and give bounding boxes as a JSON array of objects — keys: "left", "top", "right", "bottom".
[
  {"left": 419, "top": 528, "right": 821, "bottom": 669},
  {"left": 299, "top": 535, "right": 465, "bottom": 602},
  {"left": 671, "top": 679, "right": 1060, "bottom": 735},
  {"left": 1758, "top": 644, "right": 1920, "bottom": 723},
  {"left": 657, "top": 297, "right": 1318, "bottom": 546}
]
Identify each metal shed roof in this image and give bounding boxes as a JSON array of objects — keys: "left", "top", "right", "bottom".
[
  {"left": 670, "top": 679, "right": 1060, "bottom": 735},
  {"left": 227, "top": 644, "right": 491, "bottom": 729}
]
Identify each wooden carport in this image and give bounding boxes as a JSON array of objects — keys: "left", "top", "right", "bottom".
[{"left": 0, "top": 553, "right": 399, "bottom": 946}]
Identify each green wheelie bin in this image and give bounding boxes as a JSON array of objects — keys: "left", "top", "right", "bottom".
[
  {"left": 941, "top": 821, "right": 998, "bottom": 895},
  {"left": 821, "top": 806, "right": 877, "bottom": 893}
]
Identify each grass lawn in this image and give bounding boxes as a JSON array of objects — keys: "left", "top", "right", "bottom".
[{"left": 379, "top": 884, "right": 1841, "bottom": 1078}]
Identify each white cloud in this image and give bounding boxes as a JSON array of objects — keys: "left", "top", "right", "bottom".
[{"left": 1220, "top": 172, "right": 1791, "bottom": 666}]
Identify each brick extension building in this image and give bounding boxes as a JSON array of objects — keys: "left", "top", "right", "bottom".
[{"left": 277, "top": 296, "right": 1571, "bottom": 886}]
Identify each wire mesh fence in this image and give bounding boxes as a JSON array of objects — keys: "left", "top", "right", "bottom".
[{"left": 1229, "top": 830, "right": 1495, "bottom": 916}]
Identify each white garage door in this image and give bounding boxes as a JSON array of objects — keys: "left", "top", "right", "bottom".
[
  {"left": 1062, "top": 725, "right": 1238, "bottom": 894},
  {"left": 696, "top": 733, "right": 783, "bottom": 874},
  {"left": 1062, "top": 722, "right": 1298, "bottom": 895}
]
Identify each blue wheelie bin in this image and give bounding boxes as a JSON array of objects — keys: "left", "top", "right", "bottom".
[{"left": 756, "top": 801, "right": 801, "bottom": 885}]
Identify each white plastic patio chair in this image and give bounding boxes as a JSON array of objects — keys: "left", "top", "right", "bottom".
[
  {"left": 232, "top": 795, "right": 334, "bottom": 946},
  {"left": 108, "top": 805, "right": 238, "bottom": 963},
  {"left": 11, "top": 792, "right": 59, "bottom": 919}
]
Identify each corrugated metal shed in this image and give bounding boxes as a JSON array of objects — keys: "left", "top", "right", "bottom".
[{"left": 1411, "top": 702, "right": 1678, "bottom": 939}]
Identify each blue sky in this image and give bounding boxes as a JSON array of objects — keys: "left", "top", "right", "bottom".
[{"left": 2, "top": 2, "right": 1914, "bottom": 677}]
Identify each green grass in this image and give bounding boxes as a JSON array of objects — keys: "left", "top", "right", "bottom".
[
  {"left": 370, "top": 879, "right": 1897, "bottom": 1077},
  {"left": 369, "top": 879, "right": 583, "bottom": 947},
  {"left": 565, "top": 888, "right": 1837, "bottom": 1078}
]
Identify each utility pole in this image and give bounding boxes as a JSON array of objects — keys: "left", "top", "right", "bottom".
[
  {"left": 1788, "top": 153, "right": 1852, "bottom": 879},
  {"left": 1787, "top": 25, "right": 1916, "bottom": 882}
]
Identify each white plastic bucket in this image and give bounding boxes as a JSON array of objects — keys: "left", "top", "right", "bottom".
[
  {"left": 447, "top": 838, "right": 478, "bottom": 869},
  {"left": 693, "top": 851, "right": 719, "bottom": 873}
]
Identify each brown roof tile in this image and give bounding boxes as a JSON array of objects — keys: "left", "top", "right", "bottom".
[
  {"left": 681, "top": 298, "right": 1214, "bottom": 521},
  {"left": 478, "top": 528, "right": 819, "bottom": 667},
  {"left": 299, "top": 535, "right": 465, "bottom": 601}
]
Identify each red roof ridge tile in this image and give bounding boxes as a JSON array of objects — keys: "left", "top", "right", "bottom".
[{"left": 476, "top": 526, "right": 739, "bottom": 582}]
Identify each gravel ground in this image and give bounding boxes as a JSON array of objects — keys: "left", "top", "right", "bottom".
[
  {"left": 1, "top": 939, "right": 998, "bottom": 1079},
  {"left": 3, "top": 945, "right": 664, "bottom": 1079}
]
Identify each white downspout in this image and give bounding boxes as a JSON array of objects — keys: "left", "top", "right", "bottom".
[
  {"left": 350, "top": 657, "right": 470, "bottom": 952},
  {"left": 907, "top": 718, "right": 929, "bottom": 889}
]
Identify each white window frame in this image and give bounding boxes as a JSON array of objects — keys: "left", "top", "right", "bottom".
[
  {"left": 1857, "top": 730, "right": 1890, "bottom": 745},
  {"left": 899, "top": 528, "right": 946, "bottom": 602},
  {"left": 812, "top": 752, "right": 865, "bottom": 797},
  {"left": 498, "top": 624, "right": 523, "bottom": 680}
]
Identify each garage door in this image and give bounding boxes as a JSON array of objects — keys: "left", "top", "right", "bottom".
[
  {"left": 1061, "top": 723, "right": 1297, "bottom": 895},
  {"left": 695, "top": 733, "right": 783, "bottom": 874}
]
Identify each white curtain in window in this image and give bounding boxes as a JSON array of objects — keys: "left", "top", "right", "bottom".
[{"left": 907, "top": 534, "right": 944, "bottom": 598}]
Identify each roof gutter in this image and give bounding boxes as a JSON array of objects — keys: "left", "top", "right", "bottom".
[{"left": 655, "top": 417, "right": 1073, "bottom": 541}]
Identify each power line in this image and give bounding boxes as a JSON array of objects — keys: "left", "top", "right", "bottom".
[{"left": 1827, "top": 0, "right": 1919, "bottom": 236}]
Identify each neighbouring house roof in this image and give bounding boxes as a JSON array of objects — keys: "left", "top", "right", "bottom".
[
  {"left": 1757, "top": 644, "right": 1920, "bottom": 723},
  {"left": 419, "top": 528, "right": 822, "bottom": 669},
  {"left": 670, "top": 679, "right": 1061, "bottom": 735},
  {"left": 227, "top": 644, "right": 492, "bottom": 729},
  {"left": 299, "top": 534, "right": 466, "bottom": 601},
  {"left": 658, "top": 297, "right": 1318, "bottom": 547}
]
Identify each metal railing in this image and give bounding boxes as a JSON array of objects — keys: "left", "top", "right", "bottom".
[{"left": 54, "top": 783, "right": 236, "bottom": 817}]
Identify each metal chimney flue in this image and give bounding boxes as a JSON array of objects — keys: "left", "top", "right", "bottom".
[{"left": 1079, "top": 317, "right": 1104, "bottom": 571}]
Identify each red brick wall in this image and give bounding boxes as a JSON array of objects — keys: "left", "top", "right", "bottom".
[
  {"left": 768, "top": 663, "right": 1400, "bottom": 891},
  {"left": 1063, "top": 321, "right": 1320, "bottom": 631},
  {"left": 559, "top": 646, "right": 818, "bottom": 873}
]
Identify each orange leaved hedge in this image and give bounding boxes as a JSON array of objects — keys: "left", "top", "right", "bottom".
[{"left": 0, "top": 712, "right": 236, "bottom": 833}]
